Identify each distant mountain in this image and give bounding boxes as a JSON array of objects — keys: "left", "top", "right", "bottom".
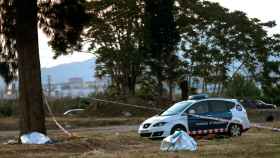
[
  {"left": 41, "top": 58, "right": 96, "bottom": 84},
  {"left": 0, "top": 59, "right": 96, "bottom": 89}
]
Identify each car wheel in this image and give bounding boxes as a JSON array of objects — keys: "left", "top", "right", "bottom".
[
  {"left": 170, "top": 125, "right": 187, "bottom": 135},
  {"left": 228, "top": 124, "right": 242, "bottom": 137}
]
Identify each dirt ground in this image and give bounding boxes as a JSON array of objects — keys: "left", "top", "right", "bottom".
[{"left": 1, "top": 121, "right": 280, "bottom": 158}]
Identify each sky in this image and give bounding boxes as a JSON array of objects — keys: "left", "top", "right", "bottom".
[
  {"left": 38, "top": 0, "right": 280, "bottom": 68},
  {"left": 38, "top": 31, "right": 94, "bottom": 68},
  {"left": 209, "top": 0, "right": 280, "bottom": 34}
]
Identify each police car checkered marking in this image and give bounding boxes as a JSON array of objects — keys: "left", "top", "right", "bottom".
[{"left": 189, "top": 128, "right": 227, "bottom": 135}]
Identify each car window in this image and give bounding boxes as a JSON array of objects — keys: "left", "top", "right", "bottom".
[
  {"left": 188, "top": 101, "right": 209, "bottom": 114},
  {"left": 226, "top": 101, "right": 236, "bottom": 109},
  {"left": 160, "top": 100, "right": 195, "bottom": 116},
  {"left": 209, "top": 100, "right": 234, "bottom": 112}
]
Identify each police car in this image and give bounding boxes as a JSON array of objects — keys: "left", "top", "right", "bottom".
[{"left": 138, "top": 98, "right": 250, "bottom": 138}]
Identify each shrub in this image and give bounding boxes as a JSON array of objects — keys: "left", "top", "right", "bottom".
[
  {"left": 225, "top": 74, "right": 261, "bottom": 99},
  {"left": 0, "top": 100, "right": 17, "bottom": 117}
]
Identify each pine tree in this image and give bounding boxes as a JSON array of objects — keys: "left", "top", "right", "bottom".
[{"left": 0, "top": 0, "right": 89, "bottom": 136}]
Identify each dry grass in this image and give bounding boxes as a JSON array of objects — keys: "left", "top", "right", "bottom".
[
  {"left": 0, "top": 117, "right": 145, "bottom": 131},
  {"left": 1, "top": 122, "right": 280, "bottom": 158},
  {"left": 75, "top": 128, "right": 280, "bottom": 158}
]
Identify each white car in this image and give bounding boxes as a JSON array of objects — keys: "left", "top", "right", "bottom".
[{"left": 138, "top": 98, "right": 250, "bottom": 138}]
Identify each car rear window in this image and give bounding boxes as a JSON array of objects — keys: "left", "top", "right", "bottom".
[
  {"left": 226, "top": 102, "right": 236, "bottom": 109},
  {"left": 209, "top": 100, "right": 235, "bottom": 112}
]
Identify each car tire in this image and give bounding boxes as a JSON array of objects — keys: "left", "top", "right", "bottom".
[
  {"left": 228, "top": 124, "right": 242, "bottom": 137},
  {"left": 170, "top": 125, "right": 187, "bottom": 135}
]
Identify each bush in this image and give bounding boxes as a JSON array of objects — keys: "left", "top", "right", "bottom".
[
  {"left": 0, "top": 100, "right": 17, "bottom": 117},
  {"left": 225, "top": 74, "right": 261, "bottom": 99},
  {"left": 0, "top": 95, "right": 169, "bottom": 118},
  {"left": 135, "top": 79, "right": 157, "bottom": 100},
  {"left": 46, "top": 97, "right": 92, "bottom": 115}
]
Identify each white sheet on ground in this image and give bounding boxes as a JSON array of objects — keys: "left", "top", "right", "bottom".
[
  {"left": 160, "top": 131, "right": 197, "bottom": 151},
  {"left": 20, "top": 132, "right": 52, "bottom": 144}
]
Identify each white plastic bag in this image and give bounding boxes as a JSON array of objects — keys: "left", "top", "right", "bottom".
[
  {"left": 160, "top": 131, "right": 197, "bottom": 151},
  {"left": 20, "top": 132, "right": 52, "bottom": 144}
]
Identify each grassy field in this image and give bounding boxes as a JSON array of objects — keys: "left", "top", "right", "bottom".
[
  {"left": 1, "top": 122, "right": 280, "bottom": 158},
  {"left": 0, "top": 110, "right": 280, "bottom": 158},
  {"left": 0, "top": 117, "right": 146, "bottom": 131}
]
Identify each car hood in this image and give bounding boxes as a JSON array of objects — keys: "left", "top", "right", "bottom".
[{"left": 142, "top": 115, "right": 178, "bottom": 124}]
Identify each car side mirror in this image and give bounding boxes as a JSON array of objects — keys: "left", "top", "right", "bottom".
[{"left": 188, "top": 109, "right": 196, "bottom": 115}]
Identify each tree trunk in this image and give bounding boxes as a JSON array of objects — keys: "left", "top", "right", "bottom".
[
  {"left": 180, "top": 80, "right": 189, "bottom": 100},
  {"left": 16, "top": 0, "right": 46, "bottom": 135},
  {"left": 213, "top": 83, "right": 217, "bottom": 95},
  {"left": 128, "top": 76, "right": 136, "bottom": 96},
  {"left": 202, "top": 79, "right": 205, "bottom": 93},
  {"left": 168, "top": 81, "right": 174, "bottom": 101},
  {"left": 158, "top": 80, "right": 163, "bottom": 96},
  {"left": 216, "top": 83, "right": 221, "bottom": 96}
]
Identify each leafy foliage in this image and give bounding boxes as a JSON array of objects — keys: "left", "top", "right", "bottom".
[
  {"left": 0, "top": 0, "right": 89, "bottom": 84},
  {"left": 224, "top": 74, "right": 261, "bottom": 99},
  {"left": 83, "top": 0, "right": 280, "bottom": 100},
  {"left": 1, "top": 0, "right": 279, "bottom": 102},
  {"left": 176, "top": 0, "right": 279, "bottom": 95},
  {"left": 144, "top": 0, "right": 181, "bottom": 96},
  {"left": 86, "top": 0, "right": 145, "bottom": 95},
  {"left": 0, "top": 0, "right": 17, "bottom": 84},
  {"left": 38, "top": 0, "right": 90, "bottom": 57},
  {"left": 261, "top": 60, "right": 280, "bottom": 104}
]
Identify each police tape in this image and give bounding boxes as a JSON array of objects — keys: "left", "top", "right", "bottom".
[
  {"left": 43, "top": 94, "right": 74, "bottom": 137},
  {"left": 89, "top": 98, "right": 163, "bottom": 112},
  {"left": 89, "top": 98, "right": 280, "bottom": 133},
  {"left": 189, "top": 114, "right": 238, "bottom": 124},
  {"left": 250, "top": 123, "right": 280, "bottom": 132}
]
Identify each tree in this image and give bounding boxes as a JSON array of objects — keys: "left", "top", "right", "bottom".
[
  {"left": 16, "top": 0, "right": 46, "bottom": 135},
  {"left": 81, "top": 0, "right": 279, "bottom": 101},
  {"left": 1, "top": 0, "right": 89, "bottom": 136},
  {"left": 38, "top": 0, "right": 89, "bottom": 56},
  {"left": 260, "top": 34, "right": 280, "bottom": 104},
  {"left": 144, "top": 0, "right": 180, "bottom": 96},
  {"left": 0, "top": 0, "right": 17, "bottom": 84},
  {"left": 176, "top": 0, "right": 278, "bottom": 96},
  {"left": 86, "top": 0, "right": 145, "bottom": 96},
  {"left": 224, "top": 74, "right": 261, "bottom": 99},
  {"left": 165, "top": 53, "right": 185, "bottom": 100}
]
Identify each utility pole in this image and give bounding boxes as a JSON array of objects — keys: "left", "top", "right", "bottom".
[{"left": 47, "top": 75, "right": 52, "bottom": 97}]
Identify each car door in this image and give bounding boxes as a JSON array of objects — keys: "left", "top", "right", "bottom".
[
  {"left": 208, "top": 100, "right": 234, "bottom": 130},
  {"left": 186, "top": 101, "right": 211, "bottom": 133}
]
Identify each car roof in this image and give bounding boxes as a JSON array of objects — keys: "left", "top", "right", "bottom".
[
  {"left": 189, "top": 93, "right": 208, "bottom": 97},
  {"left": 188, "top": 98, "right": 238, "bottom": 103}
]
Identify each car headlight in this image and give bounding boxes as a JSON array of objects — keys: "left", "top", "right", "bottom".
[{"left": 153, "top": 122, "right": 167, "bottom": 127}]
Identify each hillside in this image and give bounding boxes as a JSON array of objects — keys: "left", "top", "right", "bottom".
[{"left": 41, "top": 58, "right": 96, "bottom": 84}]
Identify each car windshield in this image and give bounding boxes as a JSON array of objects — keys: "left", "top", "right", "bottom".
[{"left": 160, "top": 101, "right": 195, "bottom": 116}]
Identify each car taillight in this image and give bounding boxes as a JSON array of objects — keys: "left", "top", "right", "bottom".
[{"left": 236, "top": 105, "right": 243, "bottom": 111}]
